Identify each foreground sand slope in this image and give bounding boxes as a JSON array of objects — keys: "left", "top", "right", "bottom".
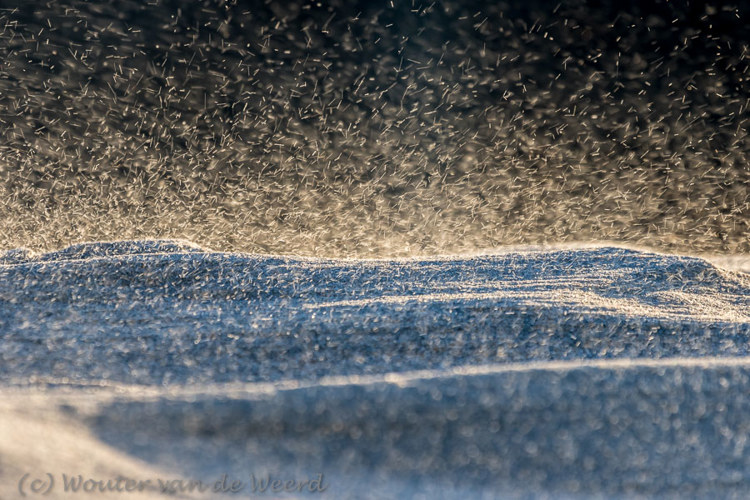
[{"left": 1, "top": 241, "right": 749, "bottom": 498}]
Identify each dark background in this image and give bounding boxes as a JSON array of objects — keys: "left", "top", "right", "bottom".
[{"left": 1, "top": 0, "right": 748, "bottom": 256}]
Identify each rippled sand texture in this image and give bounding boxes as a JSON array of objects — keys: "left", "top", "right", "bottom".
[{"left": 1, "top": 241, "right": 749, "bottom": 498}]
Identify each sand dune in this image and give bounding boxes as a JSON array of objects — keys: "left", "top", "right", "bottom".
[{"left": 1, "top": 241, "right": 749, "bottom": 498}]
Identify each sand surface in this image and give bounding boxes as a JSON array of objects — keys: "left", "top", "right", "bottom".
[{"left": 1, "top": 240, "right": 749, "bottom": 498}]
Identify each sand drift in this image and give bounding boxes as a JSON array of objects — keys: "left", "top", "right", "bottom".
[{"left": 1, "top": 241, "right": 750, "bottom": 498}]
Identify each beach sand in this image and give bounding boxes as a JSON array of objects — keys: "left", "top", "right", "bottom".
[{"left": 1, "top": 240, "right": 749, "bottom": 498}]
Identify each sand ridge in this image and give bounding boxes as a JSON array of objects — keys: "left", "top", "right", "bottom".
[{"left": 1, "top": 240, "right": 749, "bottom": 497}]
